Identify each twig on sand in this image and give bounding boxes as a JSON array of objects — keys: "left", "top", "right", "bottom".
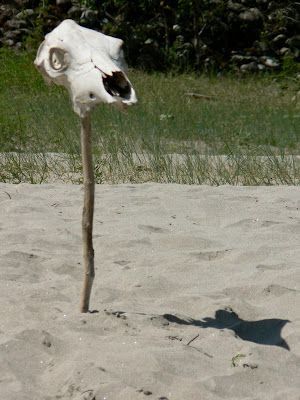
[
  {"left": 186, "top": 333, "right": 200, "bottom": 346},
  {"left": 2, "top": 191, "right": 11, "bottom": 199}
]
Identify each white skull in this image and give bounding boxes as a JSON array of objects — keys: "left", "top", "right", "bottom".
[{"left": 34, "top": 19, "right": 137, "bottom": 116}]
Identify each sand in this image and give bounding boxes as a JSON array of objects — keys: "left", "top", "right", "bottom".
[{"left": 0, "top": 183, "right": 299, "bottom": 400}]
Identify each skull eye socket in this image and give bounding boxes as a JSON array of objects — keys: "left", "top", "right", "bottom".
[{"left": 49, "top": 48, "right": 69, "bottom": 72}]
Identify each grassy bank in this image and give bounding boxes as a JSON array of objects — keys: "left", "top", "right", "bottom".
[{"left": 0, "top": 49, "right": 299, "bottom": 184}]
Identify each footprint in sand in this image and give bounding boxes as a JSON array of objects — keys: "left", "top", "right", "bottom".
[
  {"left": 262, "top": 284, "right": 299, "bottom": 297},
  {"left": 54, "top": 263, "right": 82, "bottom": 281},
  {"left": 234, "top": 246, "right": 272, "bottom": 264},
  {"left": 138, "top": 224, "right": 169, "bottom": 234},
  {"left": 4, "top": 250, "right": 39, "bottom": 262},
  {"left": 256, "top": 263, "right": 290, "bottom": 272},
  {"left": 149, "top": 315, "right": 170, "bottom": 328},
  {"left": 226, "top": 218, "right": 281, "bottom": 229},
  {"left": 260, "top": 220, "right": 281, "bottom": 227},
  {"left": 0, "top": 329, "right": 57, "bottom": 389},
  {"left": 113, "top": 260, "right": 131, "bottom": 267},
  {"left": 1, "top": 251, "right": 46, "bottom": 283},
  {"left": 126, "top": 238, "right": 152, "bottom": 247},
  {"left": 29, "top": 289, "right": 71, "bottom": 304},
  {"left": 191, "top": 249, "right": 231, "bottom": 261}
]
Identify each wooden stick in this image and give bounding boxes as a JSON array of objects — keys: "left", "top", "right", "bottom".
[{"left": 79, "top": 113, "right": 95, "bottom": 313}]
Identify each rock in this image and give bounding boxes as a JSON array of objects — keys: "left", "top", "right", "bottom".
[
  {"left": 272, "top": 34, "right": 286, "bottom": 46},
  {"left": 145, "top": 38, "right": 153, "bottom": 45},
  {"left": 257, "top": 63, "right": 265, "bottom": 71},
  {"left": 279, "top": 47, "right": 290, "bottom": 56},
  {"left": 204, "top": 57, "right": 216, "bottom": 70},
  {"left": 56, "top": 0, "right": 72, "bottom": 5},
  {"left": 253, "top": 41, "right": 269, "bottom": 53},
  {"left": 201, "top": 44, "right": 208, "bottom": 54},
  {"left": 267, "top": 2, "right": 277, "bottom": 11},
  {"left": 4, "top": 29, "right": 22, "bottom": 40},
  {"left": 293, "top": 48, "right": 300, "bottom": 58},
  {"left": 260, "top": 56, "right": 280, "bottom": 68},
  {"left": 228, "top": 1, "right": 244, "bottom": 12},
  {"left": 240, "top": 62, "right": 258, "bottom": 72},
  {"left": 67, "top": 6, "right": 82, "bottom": 19},
  {"left": 231, "top": 54, "right": 255, "bottom": 64},
  {"left": 4, "top": 19, "right": 27, "bottom": 30},
  {"left": 1, "top": 38, "right": 14, "bottom": 46},
  {"left": 19, "top": 28, "right": 31, "bottom": 35},
  {"left": 286, "top": 36, "right": 300, "bottom": 49},
  {"left": 81, "top": 9, "right": 98, "bottom": 23},
  {"left": 0, "top": 5, "right": 13, "bottom": 26},
  {"left": 239, "top": 8, "right": 263, "bottom": 22},
  {"left": 16, "top": 9, "right": 34, "bottom": 19},
  {"left": 15, "top": 41, "right": 22, "bottom": 50},
  {"left": 13, "top": 0, "right": 31, "bottom": 6}
]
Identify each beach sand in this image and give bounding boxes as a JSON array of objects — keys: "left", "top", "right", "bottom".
[{"left": 0, "top": 183, "right": 299, "bottom": 400}]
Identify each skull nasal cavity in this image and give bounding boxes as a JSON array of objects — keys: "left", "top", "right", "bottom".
[{"left": 102, "top": 72, "right": 131, "bottom": 99}]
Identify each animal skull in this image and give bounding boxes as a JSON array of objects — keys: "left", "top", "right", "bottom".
[{"left": 34, "top": 19, "right": 137, "bottom": 116}]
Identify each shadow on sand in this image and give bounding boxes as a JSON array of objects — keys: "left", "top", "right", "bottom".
[{"left": 163, "top": 308, "right": 290, "bottom": 350}]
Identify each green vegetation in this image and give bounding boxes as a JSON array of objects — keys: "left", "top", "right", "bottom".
[
  {"left": 0, "top": 49, "right": 299, "bottom": 184},
  {"left": 8, "top": 0, "right": 299, "bottom": 72}
]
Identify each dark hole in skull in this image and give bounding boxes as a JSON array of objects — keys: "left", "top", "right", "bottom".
[{"left": 102, "top": 71, "right": 131, "bottom": 100}]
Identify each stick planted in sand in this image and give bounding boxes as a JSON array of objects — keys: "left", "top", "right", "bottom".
[
  {"left": 79, "top": 114, "right": 95, "bottom": 312},
  {"left": 34, "top": 19, "right": 137, "bottom": 312}
]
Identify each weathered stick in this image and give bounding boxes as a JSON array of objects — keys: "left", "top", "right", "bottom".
[{"left": 79, "top": 113, "right": 95, "bottom": 313}]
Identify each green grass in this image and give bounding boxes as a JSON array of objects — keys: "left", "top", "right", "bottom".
[{"left": 0, "top": 48, "right": 299, "bottom": 184}]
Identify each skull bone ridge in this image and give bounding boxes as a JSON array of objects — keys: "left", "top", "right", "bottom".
[{"left": 34, "top": 19, "right": 137, "bottom": 116}]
